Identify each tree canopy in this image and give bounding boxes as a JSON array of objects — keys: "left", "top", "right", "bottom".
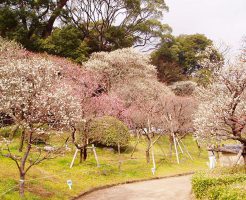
[
  {"left": 151, "top": 34, "right": 222, "bottom": 84},
  {"left": 0, "top": 0, "right": 171, "bottom": 61}
]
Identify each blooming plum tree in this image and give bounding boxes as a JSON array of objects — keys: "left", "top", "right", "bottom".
[
  {"left": 119, "top": 79, "right": 172, "bottom": 163},
  {"left": 85, "top": 48, "right": 157, "bottom": 90},
  {"left": 159, "top": 95, "right": 196, "bottom": 160},
  {"left": 59, "top": 59, "right": 127, "bottom": 162},
  {"left": 0, "top": 38, "right": 81, "bottom": 196},
  {"left": 194, "top": 61, "right": 246, "bottom": 163}
]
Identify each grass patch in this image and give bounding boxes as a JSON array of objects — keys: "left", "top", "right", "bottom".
[{"left": 0, "top": 135, "right": 207, "bottom": 199}]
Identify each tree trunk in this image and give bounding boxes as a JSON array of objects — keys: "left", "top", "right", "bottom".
[
  {"left": 131, "top": 133, "right": 140, "bottom": 158},
  {"left": 79, "top": 149, "right": 83, "bottom": 163},
  {"left": 83, "top": 146, "right": 87, "bottom": 161},
  {"left": 169, "top": 136, "right": 173, "bottom": 158},
  {"left": 118, "top": 143, "right": 121, "bottom": 155},
  {"left": 146, "top": 150, "right": 150, "bottom": 163},
  {"left": 19, "top": 172, "right": 25, "bottom": 198},
  {"left": 19, "top": 130, "right": 25, "bottom": 152},
  {"left": 118, "top": 143, "right": 122, "bottom": 171},
  {"left": 41, "top": 0, "right": 69, "bottom": 38},
  {"left": 19, "top": 131, "right": 32, "bottom": 196},
  {"left": 195, "top": 139, "right": 201, "bottom": 157},
  {"left": 243, "top": 144, "right": 246, "bottom": 166},
  {"left": 145, "top": 136, "right": 151, "bottom": 163}
]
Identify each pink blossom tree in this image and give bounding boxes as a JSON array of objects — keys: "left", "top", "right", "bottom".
[
  {"left": 59, "top": 59, "right": 127, "bottom": 162},
  {"left": 119, "top": 78, "right": 172, "bottom": 163},
  {"left": 158, "top": 95, "right": 196, "bottom": 160}
]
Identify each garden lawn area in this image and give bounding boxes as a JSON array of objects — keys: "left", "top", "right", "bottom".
[
  {"left": 192, "top": 166, "right": 246, "bottom": 200},
  {"left": 0, "top": 135, "right": 207, "bottom": 200}
]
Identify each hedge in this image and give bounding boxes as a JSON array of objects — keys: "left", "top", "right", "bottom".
[{"left": 192, "top": 167, "right": 246, "bottom": 200}]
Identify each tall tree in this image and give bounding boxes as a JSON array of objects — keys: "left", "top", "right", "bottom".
[
  {"left": 152, "top": 34, "right": 222, "bottom": 84},
  {"left": 85, "top": 48, "right": 173, "bottom": 163},
  {"left": 65, "top": 0, "right": 171, "bottom": 51},
  {"left": 0, "top": 0, "right": 171, "bottom": 55},
  {"left": 0, "top": 0, "right": 69, "bottom": 47}
]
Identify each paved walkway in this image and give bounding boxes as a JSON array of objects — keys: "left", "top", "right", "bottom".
[{"left": 79, "top": 175, "right": 192, "bottom": 200}]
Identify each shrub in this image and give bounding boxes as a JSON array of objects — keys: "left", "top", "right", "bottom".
[
  {"left": 192, "top": 167, "right": 246, "bottom": 200},
  {"left": 208, "top": 184, "right": 246, "bottom": 200},
  {"left": 90, "top": 116, "right": 130, "bottom": 148}
]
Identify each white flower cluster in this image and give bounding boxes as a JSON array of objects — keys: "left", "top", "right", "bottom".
[
  {"left": 85, "top": 48, "right": 157, "bottom": 89},
  {"left": 196, "top": 45, "right": 224, "bottom": 71},
  {"left": 0, "top": 38, "right": 81, "bottom": 134}
]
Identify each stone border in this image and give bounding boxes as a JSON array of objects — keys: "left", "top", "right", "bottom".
[{"left": 72, "top": 171, "right": 194, "bottom": 200}]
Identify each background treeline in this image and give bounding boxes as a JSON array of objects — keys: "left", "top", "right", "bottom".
[{"left": 0, "top": 0, "right": 222, "bottom": 84}]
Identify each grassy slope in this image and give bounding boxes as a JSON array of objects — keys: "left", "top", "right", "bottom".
[{"left": 0, "top": 135, "right": 208, "bottom": 200}]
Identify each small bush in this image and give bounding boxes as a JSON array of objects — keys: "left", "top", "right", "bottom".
[
  {"left": 192, "top": 167, "right": 246, "bottom": 200},
  {"left": 32, "top": 133, "right": 50, "bottom": 145},
  {"left": 169, "top": 81, "right": 197, "bottom": 96},
  {"left": 0, "top": 126, "right": 22, "bottom": 138},
  {"left": 90, "top": 116, "right": 130, "bottom": 148}
]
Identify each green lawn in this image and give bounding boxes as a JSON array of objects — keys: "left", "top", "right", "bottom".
[{"left": 0, "top": 135, "right": 208, "bottom": 200}]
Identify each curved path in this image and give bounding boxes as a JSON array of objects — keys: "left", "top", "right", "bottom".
[{"left": 79, "top": 175, "right": 192, "bottom": 200}]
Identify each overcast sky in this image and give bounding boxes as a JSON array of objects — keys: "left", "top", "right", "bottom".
[{"left": 164, "top": 0, "right": 246, "bottom": 57}]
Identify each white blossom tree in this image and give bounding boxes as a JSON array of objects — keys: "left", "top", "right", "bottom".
[
  {"left": 194, "top": 61, "right": 246, "bottom": 163},
  {"left": 193, "top": 45, "right": 224, "bottom": 86},
  {"left": 85, "top": 48, "right": 157, "bottom": 90},
  {"left": 0, "top": 38, "right": 81, "bottom": 196},
  {"left": 240, "top": 36, "right": 246, "bottom": 62}
]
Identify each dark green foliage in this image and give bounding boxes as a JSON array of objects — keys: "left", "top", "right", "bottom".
[
  {"left": 152, "top": 34, "right": 222, "bottom": 84},
  {"left": 90, "top": 116, "right": 130, "bottom": 148},
  {"left": 0, "top": 0, "right": 170, "bottom": 62},
  {"left": 176, "top": 34, "right": 212, "bottom": 74},
  {"left": 0, "top": 0, "right": 68, "bottom": 48},
  {"left": 84, "top": 25, "right": 136, "bottom": 53},
  {"left": 192, "top": 167, "right": 246, "bottom": 200},
  {"left": 39, "top": 26, "right": 89, "bottom": 63},
  {"left": 0, "top": 6, "right": 29, "bottom": 45}
]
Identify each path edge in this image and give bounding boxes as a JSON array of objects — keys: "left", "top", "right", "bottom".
[{"left": 71, "top": 171, "right": 194, "bottom": 200}]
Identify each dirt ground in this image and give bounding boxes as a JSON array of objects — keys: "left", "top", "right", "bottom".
[{"left": 79, "top": 175, "right": 192, "bottom": 200}]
